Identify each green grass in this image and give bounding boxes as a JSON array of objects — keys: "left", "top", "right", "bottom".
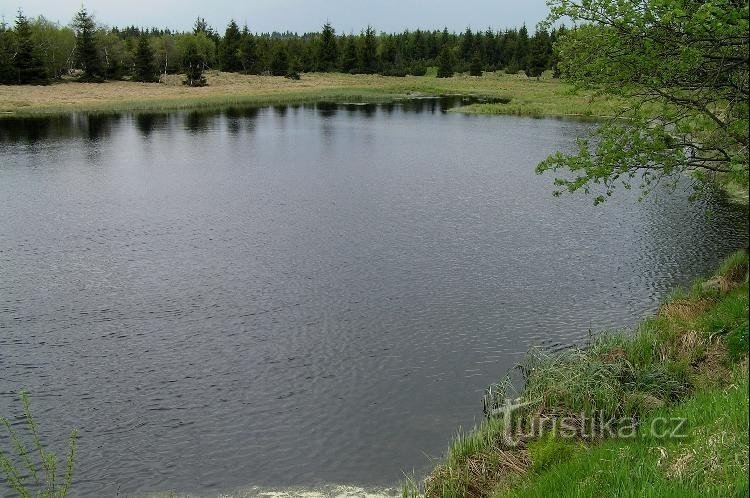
[
  {"left": 717, "top": 176, "right": 750, "bottom": 206},
  {"left": 500, "top": 369, "right": 748, "bottom": 498},
  {"left": 410, "top": 250, "right": 749, "bottom": 498}
]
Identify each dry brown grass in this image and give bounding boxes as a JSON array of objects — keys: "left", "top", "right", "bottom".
[
  {"left": 0, "top": 72, "right": 381, "bottom": 112},
  {"left": 425, "top": 447, "right": 531, "bottom": 498},
  {"left": 659, "top": 298, "right": 713, "bottom": 321},
  {"left": 702, "top": 274, "right": 747, "bottom": 294},
  {"left": 694, "top": 339, "right": 733, "bottom": 386}
]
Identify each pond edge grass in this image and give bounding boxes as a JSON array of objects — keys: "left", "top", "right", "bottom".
[{"left": 404, "top": 249, "right": 749, "bottom": 498}]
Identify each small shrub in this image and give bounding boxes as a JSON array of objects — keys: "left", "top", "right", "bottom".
[
  {"left": 469, "top": 53, "right": 483, "bottom": 76},
  {"left": 381, "top": 65, "right": 407, "bottom": 77},
  {"left": 504, "top": 62, "right": 519, "bottom": 74},
  {"left": 0, "top": 392, "right": 78, "bottom": 498},
  {"left": 182, "top": 75, "right": 207, "bottom": 87},
  {"left": 409, "top": 63, "right": 427, "bottom": 76},
  {"left": 423, "top": 66, "right": 438, "bottom": 77}
]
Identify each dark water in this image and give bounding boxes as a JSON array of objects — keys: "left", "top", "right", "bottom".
[{"left": 0, "top": 99, "right": 747, "bottom": 496}]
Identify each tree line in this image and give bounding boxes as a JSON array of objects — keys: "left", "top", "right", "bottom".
[{"left": 0, "top": 8, "right": 564, "bottom": 86}]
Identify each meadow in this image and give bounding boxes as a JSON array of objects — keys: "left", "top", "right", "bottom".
[{"left": 0, "top": 71, "right": 622, "bottom": 118}]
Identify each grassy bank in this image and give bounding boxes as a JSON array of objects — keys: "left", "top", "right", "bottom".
[
  {"left": 406, "top": 251, "right": 749, "bottom": 498},
  {"left": 719, "top": 176, "right": 750, "bottom": 206},
  {"left": 0, "top": 71, "right": 622, "bottom": 118}
]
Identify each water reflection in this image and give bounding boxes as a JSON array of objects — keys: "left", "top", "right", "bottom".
[
  {"left": 225, "top": 107, "right": 242, "bottom": 135},
  {"left": 315, "top": 102, "right": 338, "bottom": 118},
  {"left": 184, "top": 110, "right": 214, "bottom": 133},
  {"left": 85, "top": 114, "right": 118, "bottom": 140},
  {"left": 134, "top": 113, "right": 169, "bottom": 137},
  {"left": 0, "top": 97, "right": 485, "bottom": 142},
  {"left": 343, "top": 103, "right": 377, "bottom": 117},
  {"left": 0, "top": 114, "right": 119, "bottom": 142}
]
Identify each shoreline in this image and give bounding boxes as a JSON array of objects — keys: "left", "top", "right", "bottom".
[
  {"left": 138, "top": 484, "right": 401, "bottom": 498},
  {"left": 0, "top": 71, "right": 621, "bottom": 119}
]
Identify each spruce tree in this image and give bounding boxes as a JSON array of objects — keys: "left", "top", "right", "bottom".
[
  {"left": 527, "top": 30, "right": 550, "bottom": 78},
  {"left": 13, "top": 10, "right": 48, "bottom": 84},
  {"left": 409, "top": 61, "right": 426, "bottom": 76},
  {"left": 515, "top": 24, "right": 530, "bottom": 73},
  {"left": 436, "top": 46, "right": 454, "bottom": 78},
  {"left": 239, "top": 32, "right": 258, "bottom": 74},
  {"left": 133, "top": 35, "right": 158, "bottom": 82},
  {"left": 340, "top": 36, "right": 358, "bottom": 73},
  {"left": 483, "top": 28, "right": 497, "bottom": 68},
  {"left": 317, "top": 22, "right": 338, "bottom": 72},
  {"left": 73, "top": 8, "right": 104, "bottom": 82},
  {"left": 0, "top": 22, "right": 15, "bottom": 84},
  {"left": 357, "top": 26, "right": 378, "bottom": 74},
  {"left": 549, "top": 25, "right": 567, "bottom": 78},
  {"left": 270, "top": 46, "right": 289, "bottom": 76},
  {"left": 461, "top": 27, "right": 475, "bottom": 62},
  {"left": 285, "top": 55, "right": 301, "bottom": 80},
  {"left": 413, "top": 29, "right": 425, "bottom": 60},
  {"left": 439, "top": 27, "right": 451, "bottom": 51},
  {"left": 182, "top": 40, "right": 206, "bottom": 86},
  {"left": 504, "top": 57, "right": 520, "bottom": 74},
  {"left": 498, "top": 29, "right": 517, "bottom": 68},
  {"left": 469, "top": 51, "right": 482, "bottom": 76},
  {"left": 193, "top": 17, "right": 209, "bottom": 35},
  {"left": 220, "top": 20, "right": 242, "bottom": 72}
]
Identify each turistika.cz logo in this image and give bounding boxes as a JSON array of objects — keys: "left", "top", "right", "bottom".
[{"left": 488, "top": 397, "right": 688, "bottom": 448}]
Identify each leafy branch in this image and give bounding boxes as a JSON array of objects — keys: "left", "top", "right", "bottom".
[{"left": 538, "top": 0, "right": 749, "bottom": 203}]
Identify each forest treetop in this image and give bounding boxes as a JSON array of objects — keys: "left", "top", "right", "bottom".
[{"left": 0, "top": 8, "right": 563, "bottom": 84}]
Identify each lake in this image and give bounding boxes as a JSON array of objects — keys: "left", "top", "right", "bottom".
[{"left": 0, "top": 99, "right": 747, "bottom": 496}]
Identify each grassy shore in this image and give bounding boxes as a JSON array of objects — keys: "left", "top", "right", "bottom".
[
  {"left": 0, "top": 71, "right": 622, "bottom": 118},
  {"left": 405, "top": 251, "right": 749, "bottom": 498}
]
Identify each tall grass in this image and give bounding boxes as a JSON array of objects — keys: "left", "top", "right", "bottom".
[{"left": 0, "top": 392, "right": 78, "bottom": 498}]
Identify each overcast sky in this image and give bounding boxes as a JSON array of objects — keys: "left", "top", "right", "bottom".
[{"left": 1, "top": 0, "right": 550, "bottom": 33}]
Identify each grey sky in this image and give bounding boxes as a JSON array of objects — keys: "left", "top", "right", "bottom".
[{"left": 1, "top": 0, "right": 550, "bottom": 34}]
